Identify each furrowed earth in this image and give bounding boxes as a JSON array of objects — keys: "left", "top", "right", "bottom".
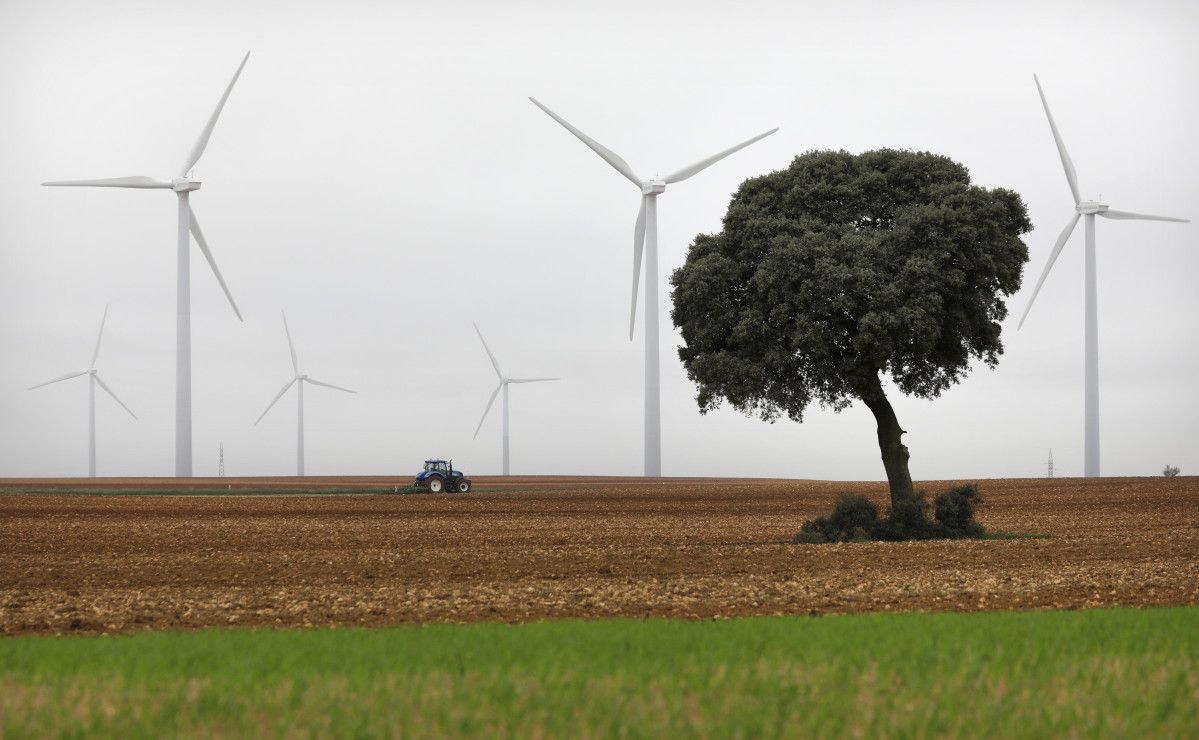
[{"left": 0, "top": 476, "right": 1195, "bottom": 635}]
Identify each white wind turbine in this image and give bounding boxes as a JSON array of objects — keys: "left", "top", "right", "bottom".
[
  {"left": 1019, "top": 74, "right": 1189, "bottom": 478},
  {"left": 472, "top": 323, "right": 559, "bottom": 476},
  {"left": 28, "top": 305, "right": 136, "bottom": 477},
  {"left": 43, "top": 52, "right": 251, "bottom": 477},
  {"left": 530, "top": 98, "right": 776, "bottom": 476},
  {"left": 255, "top": 312, "right": 356, "bottom": 476}
]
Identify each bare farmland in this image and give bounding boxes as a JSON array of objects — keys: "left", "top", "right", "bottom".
[{"left": 0, "top": 476, "right": 1195, "bottom": 635}]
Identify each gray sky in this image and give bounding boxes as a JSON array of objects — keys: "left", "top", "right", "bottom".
[{"left": 2, "top": 0, "right": 1196, "bottom": 480}]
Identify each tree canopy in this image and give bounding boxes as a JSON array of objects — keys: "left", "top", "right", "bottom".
[{"left": 670, "top": 149, "right": 1031, "bottom": 504}]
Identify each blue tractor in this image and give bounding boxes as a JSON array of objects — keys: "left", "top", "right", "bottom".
[{"left": 414, "top": 459, "right": 472, "bottom": 493}]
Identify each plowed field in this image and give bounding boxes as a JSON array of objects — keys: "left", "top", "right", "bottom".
[{"left": 0, "top": 476, "right": 1195, "bottom": 635}]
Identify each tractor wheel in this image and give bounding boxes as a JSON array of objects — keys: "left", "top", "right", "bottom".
[
  {"left": 456, "top": 478, "right": 472, "bottom": 493},
  {"left": 426, "top": 476, "right": 444, "bottom": 493}
]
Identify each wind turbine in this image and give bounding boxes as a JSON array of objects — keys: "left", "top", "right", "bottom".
[
  {"left": 28, "top": 305, "right": 136, "bottom": 477},
  {"left": 42, "top": 51, "right": 251, "bottom": 477},
  {"left": 255, "top": 311, "right": 356, "bottom": 476},
  {"left": 472, "top": 323, "right": 559, "bottom": 476},
  {"left": 529, "top": 98, "right": 776, "bottom": 476},
  {"left": 1019, "top": 74, "right": 1189, "bottom": 477}
]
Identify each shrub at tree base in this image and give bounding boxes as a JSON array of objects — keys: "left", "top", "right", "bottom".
[
  {"left": 793, "top": 484, "right": 985, "bottom": 544},
  {"left": 933, "top": 483, "right": 985, "bottom": 538},
  {"left": 794, "top": 493, "right": 879, "bottom": 543}
]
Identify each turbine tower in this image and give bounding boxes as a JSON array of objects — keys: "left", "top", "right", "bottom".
[
  {"left": 28, "top": 305, "right": 136, "bottom": 477},
  {"left": 1019, "top": 74, "right": 1189, "bottom": 477},
  {"left": 43, "top": 52, "right": 251, "bottom": 477},
  {"left": 530, "top": 98, "right": 776, "bottom": 476},
  {"left": 255, "top": 311, "right": 356, "bottom": 476},
  {"left": 472, "top": 323, "right": 559, "bottom": 476}
]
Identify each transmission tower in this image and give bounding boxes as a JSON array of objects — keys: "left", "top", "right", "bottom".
[
  {"left": 218, "top": 442, "right": 226, "bottom": 477},
  {"left": 1046, "top": 448, "right": 1054, "bottom": 478}
]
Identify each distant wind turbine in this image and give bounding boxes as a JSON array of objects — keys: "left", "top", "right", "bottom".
[
  {"left": 529, "top": 98, "right": 776, "bottom": 476},
  {"left": 255, "top": 312, "right": 356, "bottom": 476},
  {"left": 43, "top": 52, "right": 251, "bottom": 477},
  {"left": 28, "top": 305, "right": 136, "bottom": 477},
  {"left": 1019, "top": 74, "right": 1189, "bottom": 477},
  {"left": 472, "top": 323, "right": 559, "bottom": 476}
]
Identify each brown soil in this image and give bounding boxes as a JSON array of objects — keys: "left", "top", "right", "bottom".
[{"left": 0, "top": 476, "right": 1195, "bottom": 635}]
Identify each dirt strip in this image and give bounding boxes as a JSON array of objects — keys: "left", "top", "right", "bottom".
[{"left": 0, "top": 476, "right": 1195, "bottom": 635}]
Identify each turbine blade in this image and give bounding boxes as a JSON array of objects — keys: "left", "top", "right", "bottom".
[
  {"left": 304, "top": 377, "right": 356, "bottom": 394},
  {"left": 282, "top": 311, "right": 300, "bottom": 374},
  {"left": 255, "top": 378, "right": 297, "bottom": 425},
  {"left": 529, "top": 98, "right": 642, "bottom": 186},
  {"left": 1033, "top": 74, "right": 1081, "bottom": 205},
  {"left": 190, "top": 209, "right": 244, "bottom": 321},
  {"left": 41, "top": 176, "right": 172, "bottom": 189},
  {"left": 629, "top": 195, "right": 646, "bottom": 340},
  {"left": 1098, "top": 209, "right": 1190, "bottom": 223},
  {"left": 507, "top": 378, "right": 560, "bottom": 383},
  {"left": 1018, "top": 212, "right": 1081, "bottom": 329},
  {"left": 473, "top": 322, "right": 504, "bottom": 379},
  {"left": 93, "top": 374, "right": 137, "bottom": 419},
  {"left": 662, "top": 127, "right": 779, "bottom": 184},
  {"left": 91, "top": 304, "right": 109, "bottom": 367},
  {"left": 179, "top": 51, "right": 250, "bottom": 177},
  {"left": 28, "top": 370, "right": 88, "bottom": 390},
  {"left": 473, "top": 383, "right": 502, "bottom": 440}
]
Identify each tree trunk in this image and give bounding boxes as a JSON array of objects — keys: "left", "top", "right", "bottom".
[{"left": 857, "top": 375, "right": 915, "bottom": 507}]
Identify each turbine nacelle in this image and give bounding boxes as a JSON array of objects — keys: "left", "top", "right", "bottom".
[
  {"left": 641, "top": 181, "right": 666, "bottom": 196},
  {"left": 1076, "top": 200, "right": 1108, "bottom": 214},
  {"left": 171, "top": 177, "right": 202, "bottom": 192}
]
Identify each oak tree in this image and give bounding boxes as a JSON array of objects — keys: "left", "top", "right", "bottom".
[{"left": 670, "top": 149, "right": 1031, "bottom": 505}]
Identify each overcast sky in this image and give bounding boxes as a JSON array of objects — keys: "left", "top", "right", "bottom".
[{"left": 1, "top": 0, "right": 1196, "bottom": 480}]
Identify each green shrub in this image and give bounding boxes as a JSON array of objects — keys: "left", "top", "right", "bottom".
[
  {"left": 796, "top": 485, "right": 987, "bottom": 544},
  {"left": 934, "top": 483, "right": 986, "bottom": 538},
  {"left": 797, "top": 494, "right": 880, "bottom": 543},
  {"left": 789, "top": 530, "right": 827, "bottom": 545},
  {"left": 872, "top": 492, "right": 939, "bottom": 541}
]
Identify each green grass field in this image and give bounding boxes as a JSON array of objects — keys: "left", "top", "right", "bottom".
[{"left": 2, "top": 607, "right": 1195, "bottom": 738}]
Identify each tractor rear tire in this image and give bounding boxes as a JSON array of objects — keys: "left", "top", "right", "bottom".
[
  {"left": 456, "top": 478, "right": 472, "bottom": 493},
  {"left": 426, "top": 476, "right": 444, "bottom": 493}
]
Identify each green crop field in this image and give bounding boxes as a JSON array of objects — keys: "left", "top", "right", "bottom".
[{"left": 2, "top": 607, "right": 1195, "bottom": 738}]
